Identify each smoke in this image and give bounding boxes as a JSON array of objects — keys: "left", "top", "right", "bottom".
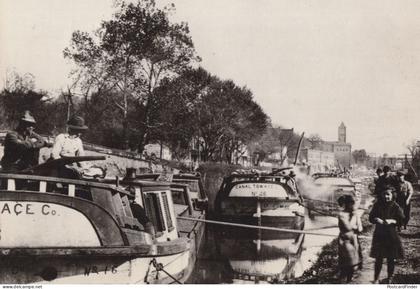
[{"left": 292, "top": 166, "right": 336, "bottom": 201}]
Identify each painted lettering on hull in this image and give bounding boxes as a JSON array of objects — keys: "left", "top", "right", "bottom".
[
  {"left": 0, "top": 201, "right": 100, "bottom": 247},
  {"left": 0, "top": 203, "right": 56, "bottom": 216}
]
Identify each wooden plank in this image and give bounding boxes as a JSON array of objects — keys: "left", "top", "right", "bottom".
[
  {"left": 39, "top": 181, "right": 47, "bottom": 193},
  {"left": 68, "top": 184, "right": 75, "bottom": 197},
  {"left": 0, "top": 238, "right": 189, "bottom": 257},
  {"left": 121, "top": 195, "right": 133, "bottom": 218},
  {"left": 112, "top": 193, "right": 126, "bottom": 217},
  {"left": 7, "top": 179, "right": 15, "bottom": 191}
]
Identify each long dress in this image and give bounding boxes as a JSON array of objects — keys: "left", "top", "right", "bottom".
[
  {"left": 338, "top": 210, "right": 362, "bottom": 268},
  {"left": 369, "top": 200, "right": 404, "bottom": 259}
]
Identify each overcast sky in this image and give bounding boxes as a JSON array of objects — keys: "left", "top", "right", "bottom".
[{"left": 1, "top": 0, "right": 420, "bottom": 156}]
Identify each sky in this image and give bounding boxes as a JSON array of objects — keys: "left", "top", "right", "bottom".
[{"left": 1, "top": 0, "right": 420, "bottom": 156}]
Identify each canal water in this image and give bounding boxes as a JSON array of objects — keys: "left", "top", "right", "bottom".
[{"left": 187, "top": 213, "right": 339, "bottom": 284}]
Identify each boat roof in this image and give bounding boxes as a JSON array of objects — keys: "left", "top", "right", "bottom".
[{"left": 217, "top": 170, "right": 298, "bottom": 199}]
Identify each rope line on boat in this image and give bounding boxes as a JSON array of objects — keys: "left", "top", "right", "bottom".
[
  {"left": 144, "top": 258, "right": 183, "bottom": 284},
  {"left": 152, "top": 258, "right": 183, "bottom": 284},
  {"left": 177, "top": 216, "right": 338, "bottom": 237},
  {"left": 178, "top": 216, "right": 374, "bottom": 240}
]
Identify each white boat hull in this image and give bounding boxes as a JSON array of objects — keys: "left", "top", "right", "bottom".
[{"left": 0, "top": 251, "right": 190, "bottom": 284}]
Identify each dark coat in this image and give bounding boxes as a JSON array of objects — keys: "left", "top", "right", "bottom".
[
  {"left": 369, "top": 200, "right": 404, "bottom": 259},
  {"left": 374, "top": 175, "right": 398, "bottom": 196},
  {"left": 0, "top": 130, "right": 45, "bottom": 172}
]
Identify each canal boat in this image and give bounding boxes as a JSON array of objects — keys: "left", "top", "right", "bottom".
[
  {"left": 100, "top": 169, "right": 207, "bottom": 283},
  {"left": 0, "top": 157, "right": 192, "bottom": 284},
  {"left": 214, "top": 169, "right": 305, "bottom": 240},
  {"left": 305, "top": 173, "right": 357, "bottom": 216},
  {"left": 213, "top": 169, "right": 305, "bottom": 283}
]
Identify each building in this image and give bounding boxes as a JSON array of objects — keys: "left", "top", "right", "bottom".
[
  {"left": 320, "top": 122, "right": 352, "bottom": 169},
  {"left": 300, "top": 148, "right": 335, "bottom": 173}
]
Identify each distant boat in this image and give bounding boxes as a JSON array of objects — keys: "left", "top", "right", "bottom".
[
  {"left": 304, "top": 173, "right": 367, "bottom": 217},
  {"left": 0, "top": 157, "right": 194, "bottom": 284}
]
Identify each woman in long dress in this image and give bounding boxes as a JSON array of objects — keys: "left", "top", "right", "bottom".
[{"left": 369, "top": 186, "right": 404, "bottom": 284}]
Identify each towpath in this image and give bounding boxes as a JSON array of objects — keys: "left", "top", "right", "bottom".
[{"left": 352, "top": 193, "right": 420, "bottom": 284}]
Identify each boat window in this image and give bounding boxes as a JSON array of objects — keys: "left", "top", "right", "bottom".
[
  {"left": 161, "top": 192, "right": 174, "bottom": 230},
  {"left": 144, "top": 193, "right": 166, "bottom": 232},
  {"left": 171, "top": 188, "right": 187, "bottom": 205},
  {"left": 229, "top": 183, "right": 289, "bottom": 198},
  {"left": 174, "top": 179, "right": 199, "bottom": 192}
]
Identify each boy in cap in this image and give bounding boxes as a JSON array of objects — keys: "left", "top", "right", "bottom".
[{"left": 1, "top": 111, "right": 51, "bottom": 172}]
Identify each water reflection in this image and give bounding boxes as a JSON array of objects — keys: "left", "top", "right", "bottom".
[{"left": 188, "top": 214, "right": 339, "bottom": 284}]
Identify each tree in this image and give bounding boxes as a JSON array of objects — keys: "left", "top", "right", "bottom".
[
  {"left": 406, "top": 140, "right": 420, "bottom": 160},
  {"left": 352, "top": 149, "right": 368, "bottom": 164},
  {"left": 64, "top": 0, "right": 200, "bottom": 151},
  {"left": 306, "top": 134, "right": 323, "bottom": 149},
  {"left": 152, "top": 67, "right": 269, "bottom": 163},
  {"left": 0, "top": 71, "right": 67, "bottom": 134}
]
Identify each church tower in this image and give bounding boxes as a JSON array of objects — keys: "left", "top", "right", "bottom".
[{"left": 338, "top": 122, "right": 346, "bottom": 143}]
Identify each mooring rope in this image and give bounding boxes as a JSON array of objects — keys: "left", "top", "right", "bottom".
[
  {"left": 177, "top": 216, "right": 374, "bottom": 240},
  {"left": 177, "top": 216, "right": 338, "bottom": 237}
]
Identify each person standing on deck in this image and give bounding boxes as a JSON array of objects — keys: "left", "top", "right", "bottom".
[
  {"left": 369, "top": 186, "right": 404, "bottom": 284},
  {"left": 395, "top": 171, "right": 414, "bottom": 230},
  {"left": 287, "top": 171, "right": 303, "bottom": 202},
  {"left": 1, "top": 111, "right": 51, "bottom": 172},
  {"left": 337, "top": 195, "right": 363, "bottom": 283}
]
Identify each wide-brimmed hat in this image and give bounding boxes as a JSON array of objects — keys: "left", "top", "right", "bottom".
[
  {"left": 67, "top": 115, "right": 88, "bottom": 130},
  {"left": 20, "top": 110, "right": 36, "bottom": 124}
]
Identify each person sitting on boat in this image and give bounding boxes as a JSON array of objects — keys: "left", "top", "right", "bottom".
[
  {"left": 50, "top": 115, "right": 89, "bottom": 178},
  {"left": 1, "top": 111, "right": 52, "bottom": 172}
]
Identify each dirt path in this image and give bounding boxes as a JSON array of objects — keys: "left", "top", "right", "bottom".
[
  {"left": 294, "top": 192, "right": 420, "bottom": 284},
  {"left": 352, "top": 193, "right": 420, "bottom": 284}
]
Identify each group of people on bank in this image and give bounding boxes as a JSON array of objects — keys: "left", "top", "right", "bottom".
[
  {"left": 1, "top": 111, "right": 88, "bottom": 174},
  {"left": 337, "top": 165, "right": 414, "bottom": 284}
]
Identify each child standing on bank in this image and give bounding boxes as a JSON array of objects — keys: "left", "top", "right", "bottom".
[
  {"left": 337, "top": 195, "right": 363, "bottom": 283},
  {"left": 369, "top": 186, "right": 405, "bottom": 284}
]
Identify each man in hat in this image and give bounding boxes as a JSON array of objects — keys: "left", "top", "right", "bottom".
[
  {"left": 395, "top": 171, "right": 414, "bottom": 230},
  {"left": 1, "top": 111, "right": 51, "bottom": 172},
  {"left": 374, "top": 166, "right": 398, "bottom": 197},
  {"left": 51, "top": 115, "right": 88, "bottom": 160},
  {"left": 51, "top": 115, "right": 89, "bottom": 178}
]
